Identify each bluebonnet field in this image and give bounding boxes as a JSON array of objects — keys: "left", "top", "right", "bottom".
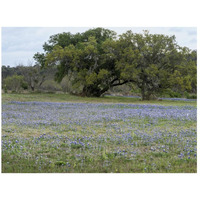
[{"left": 2, "top": 98, "right": 197, "bottom": 173}]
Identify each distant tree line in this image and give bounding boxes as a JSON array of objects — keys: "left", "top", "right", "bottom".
[
  {"left": 2, "top": 65, "right": 60, "bottom": 92},
  {"left": 2, "top": 28, "right": 197, "bottom": 100}
]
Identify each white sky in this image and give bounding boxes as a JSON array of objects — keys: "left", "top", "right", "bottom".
[{"left": 1, "top": 27, "right": 197, "bottom": 67}]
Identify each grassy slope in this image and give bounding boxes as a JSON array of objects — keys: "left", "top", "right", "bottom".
[{"left": 1, "top": 93, "right": 197, "bottom": 107}]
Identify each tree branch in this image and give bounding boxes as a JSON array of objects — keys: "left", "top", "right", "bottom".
[{"left": 111, "top": 79, "right": 135, "bottom": 87}]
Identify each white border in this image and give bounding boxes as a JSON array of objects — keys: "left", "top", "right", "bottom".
[{"left": 0, "top": 0, "right": 199, "bottom": 200}]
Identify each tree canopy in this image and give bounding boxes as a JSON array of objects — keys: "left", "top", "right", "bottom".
[{"left": 34, "top": 28, "right": 197, "bottom": 99}]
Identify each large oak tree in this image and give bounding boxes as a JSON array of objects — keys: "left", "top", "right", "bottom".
[{"left": 34, "top": 28, "right": 196, "bottom": 99}]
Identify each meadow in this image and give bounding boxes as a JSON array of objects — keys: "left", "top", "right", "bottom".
[{"left": 1, "top": 93, "right": 197, "bottom": 173}]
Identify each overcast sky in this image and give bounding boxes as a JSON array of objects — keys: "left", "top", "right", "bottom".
[{"left": 1, "top": 27, "right": 197, "bottom": 67}]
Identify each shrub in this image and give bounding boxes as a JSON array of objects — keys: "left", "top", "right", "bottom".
[
  {"left": 187, "top": 94, "right": 197, "bottom": 99},
  {"left": 4, "top": 75, "right": 25, "bottom": 92},
  {"left": 21, "top": 81, "right": 28, "bottom": 90},
  {"left": 40, "top": 80, "right": 62, "bottom": 92},
  {"left": 159, "top": 89, "right": 182, "bottom": 98},
  {"left": 170, "top": 91, "right": 182, "bottom": 98}
]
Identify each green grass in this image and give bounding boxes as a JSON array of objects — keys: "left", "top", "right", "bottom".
[
  {"left": 1, "top": 93, "right": 197, "bottom": 107},
  {"left": 1, "top": 93, "right": 197, "bottom": 173}
]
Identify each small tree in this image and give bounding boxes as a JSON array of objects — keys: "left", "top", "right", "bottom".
[
  {"left": 15, "top": 64, "right": 46, "bottom": 91},
  {"left": 4, "top": 75, "right": 25, "bottom": 92}
]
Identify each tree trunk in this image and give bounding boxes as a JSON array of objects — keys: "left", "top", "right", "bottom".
[
  {"left": 141, "top": 84, "right": 151, "bottom": 100},
  {"left": 31, "top": 86, "right": 35, "bottom": 91},
  {"left": 142, "top": 93, "right": 151, "bottom": 100},
  {"left": 81, "top": 86, "right": 102, "bottom": 97}
]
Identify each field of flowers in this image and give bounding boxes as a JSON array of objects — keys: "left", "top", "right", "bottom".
[{"left": 2, "top": 97, "right": 197, "bottom": 173}]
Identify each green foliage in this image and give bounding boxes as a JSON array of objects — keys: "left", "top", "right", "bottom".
[
  {"left": 86, "top": 72, "right": 97, "bottom": 86},
  {"left": 60, "top": 75, "right": 73, "bottom": 93},
  {"left": 21, "top": 81, "right": 28, "bottom": 90},
  {"left": 4, "top": 75, "right": 26, "bottom": 92},
  {"left": 4, "top": 86, "right": 8, "bottom": 93},
  {"left": 1, "top": 65, "right": 53, "bottom": 92},
  {"left": 170, "top": 60, "right": 197, "bottom": 93},
  {"left": 41, "top": 80, "right": 62, "bottom": 92},
  {"left": 169, "top": 91, "right": 182, "bottom": 98},
  {"left": 34, "top": 28, "right": 197, "bottom": 99},
  {"left": 33, "top": 53, "right": 46, "bottom": 67},
  {"left": 184, "top": 92, "right": 197, "bottom": 99},
  {"left": 113, "top": 31, "right": 190, "bottom": 100},
  {"left": 42, "top": 30, "right": 119, "bottom": 97},
  {"left": 2, "top": 65, "right": 12, "bottom": 79},
  {"left": 187, "top": 94, "right": 197, "bottom": 99}
]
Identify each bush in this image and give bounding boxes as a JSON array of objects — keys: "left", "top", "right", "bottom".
[
  {"left": 187, "top": 94, "right": 197, "bottom": 99},
  {"left": 169, "top": 91, "right": 182, "bottom": 98},
  {"left": 183, "top": 91, "right": 197, "bottom": 99},
  {"left": 40, "top": 80, "right": 62, "bottom": 92},
  {"left": 60, "top": 76, "right": 72, "bottom": 93},
  {"left": 2, "top": 85, "right": 8, "bottom": 93},
  {"left": 21, "top": 81, "right": 28, "bottom": 90},
  {"left": 4, "top": 75, "right": 25, "bottom": 92},
  {"left": 159, "top": 89, "right": 182, "bottom": 98}
]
